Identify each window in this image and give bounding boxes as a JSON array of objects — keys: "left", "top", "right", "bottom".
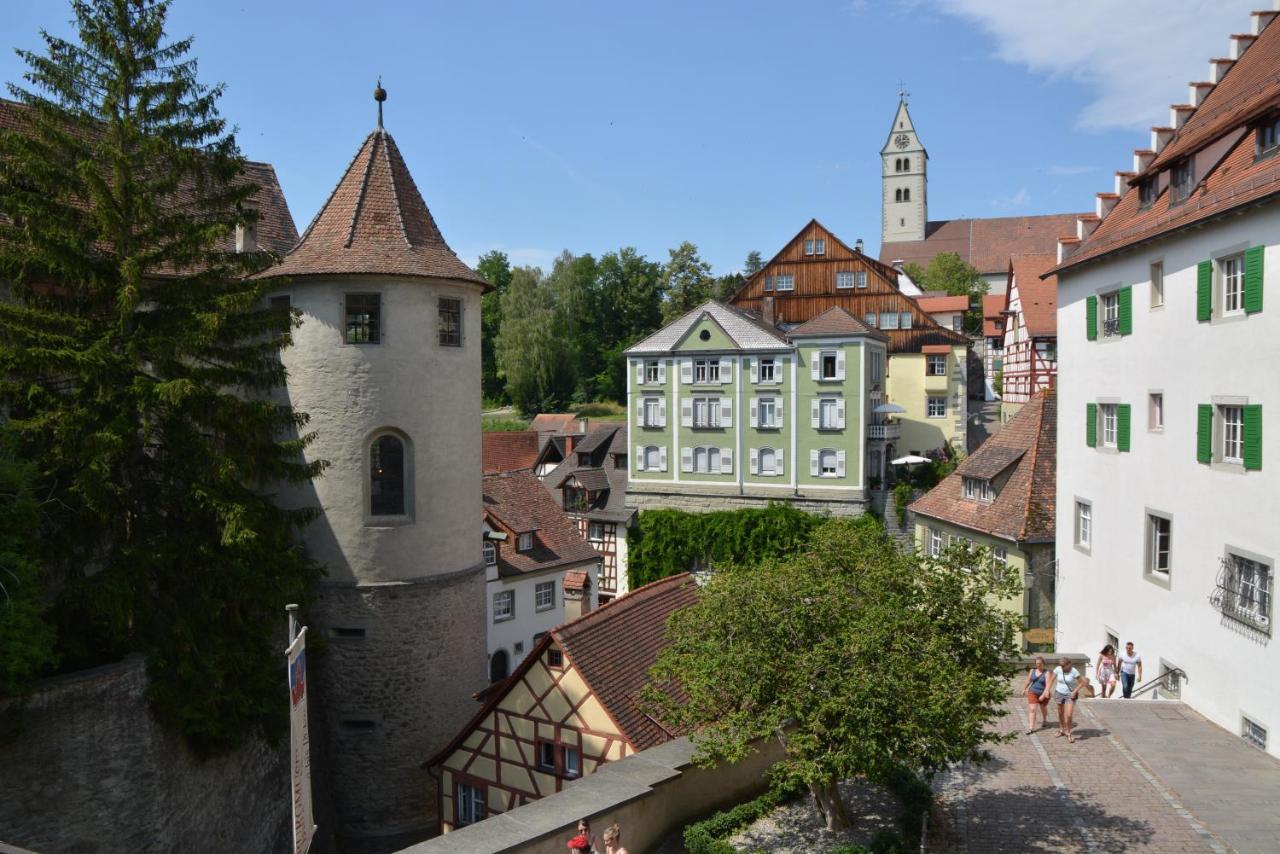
[
  {"left": 493, "top": 590, "right": 514, "bottom": 622},
  {"left": 1159, "top": 662, "right": 1182, "bottom": 699},
  {"left": 993, "top": 546, "right": 1007, "bottom": 567},
  {"left": 535, "top": 580, "right": 555, "bottom": 611},
  {"left": 1150, "top": 262, "right": 1164, "bottom": 307},
  {"left": 1219, "top": 553, "right": 1272, "bottom": 631},
  {"left": 901, "top": 312, "right": 912, "bottom": 329},
  {"left": 692, "top": 397, "right": 721, "bottom": 428},
  {"left": 614, "top": 453, "right": 627, "bottom": 470},
  {"left": 563, "top": 485, "right": 587, "bottom": 511},
  {"left": 547, "top": 648, "right": 564, "bottom": 667},
  {"left": 819, "top": 397, "right": 839, "bottom": 429},
  {"left": 759, "top": 447, "right": 777, "bottom": 475},
  {"left": 870, "top": 351, "right": 884, "bottom": 383},
  {"left": 928, "top": 528, "right": 943, "bottom": 557},
  {"left": 1170, "top": 158, "right": 1194, "bottom": 203},
  {"left": 758, "top": 397, "right": 778, "bottom": 428},
  {"left": 692, "top": 446, "right": 722, "bottom": 473},
  {"left": 269, "top": 294, "right": 292, "bottom": 312},
  {"left": 1101, "top": 292, "right": 1120, "bottom": 337},
  {"left": 489, "top": 649, "right": 509, "bottom": 683},
  {"left": 370, "top": 434, "right": 406, "bottom": 516},
  {"left": 438, "top": 297, "right": 462, "bottom": 346},
  {"left": 775, "top": 273, "right": 795, "bottom": 291},
  {"left": 903, "top": 157, "right": 910, "bottom": 171},
  {"left": 814, "top": 238, "right": 826, "bottom": 255},
  {"left": 518, "top": 532, "right": 534, "bottom": 552},
  {"left": 854, "top": 271, "right": 867, "bottom": 288},
  {"left": 1221, "top": 255, "right": 1244, "bottom": 315},
  {"left": 880, "top": 312, "right": 900, "bottom": 330},
  {"left": 1138, "top": 177, "right": 1158, "bottom": 209},
  {"left": 537, "top": 741, "right": 556, "bottom": 771},
  {"left": 588, "top": 522, "right": 604, "bottom": 541},
  {"left": 902, "top": 188, "right": 911, "bottom": 201},
  {"left": 236, "top": 221, "right": 258, "bottom": 253},
  {"left": 927, "top": 397, "right": 946, "bottom": 418},
  {"left": 836, "top": 271, "right": 855, "bottom": 289},
  {"left": 1243, "top": 716, "right": 1269, "bottom": 750},
  {"left": 643, "top": 397, "right": 661, "bottom": 427},
  {"left": 895, "top": 188, "right": 902, "bottom": 202},
  {"left": 345, "top": 293, "right": 381, "bottom": 344},
  {"left": 644, "top": 360, "right": 660, "bottom": 383},
  {"left": 456, "top": 782, "right": 485, "bottom": 827},
  {"left": 821, "top": 352, "right": 838, "bottom": 380},
  {"left": 962, "top": 477, "right": 994, "bottom": 502},
  {"left": 952, "top": 315, "right": 963, "bottom": 332},
  {"left": 804, "top": 240, "right": 814, "bottom": 255},
  {"left": 1149, "top": 393, "right": 1163, "bottom": 431},
  {"left": 1075, "top": 501, "right": 1092, "bottom": 549},
  {"left": 562, "top": 746, "right": 581, "bottom": 778},
  {"left": 1100, "top": 403, "right": 1118, "bottom": 448},
  {"left": 1258, "top": 114, "right": 1280, "bottom": 159},
  {"left": 819, "top": 449, "right": 837, "bottom": 476},
  {"left": 927, "top": 355, "right": 946, "bottom": 376},
  {"left": 1146, "top": 514, "right": 1171, "bottom": 576},
  {"left": 758, "top": 358, "right": 776, "bottom": 382},
  {"left": 764, "top": 274, "right": 774, "bottom": 292},
  {"left": 483, "top": 541, "right": 497, "bottom": 567},
  {"left": 643, "top": 445, "right": 660, "bottom": 471},
  {"left": 1221, "top": 405, "right": 1244, "bottom": 463},
  {"left": 693, "top": 359, "right": 721, "bottom": 383}
]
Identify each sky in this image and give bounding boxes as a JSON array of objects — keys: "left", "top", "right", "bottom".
[{"left": 0, "top": 0, "right": 1259, "bottom": 274}]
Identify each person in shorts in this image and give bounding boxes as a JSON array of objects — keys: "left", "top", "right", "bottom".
[
  {"left": 1042, "top": 656, "right": 1082, "bottom": 742},
  {"left": 1023, "top": 655, "right": 1050, "bottom": 733}
]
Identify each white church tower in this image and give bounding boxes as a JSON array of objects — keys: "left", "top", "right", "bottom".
[
  {"left": 881, "top": 92, "right": 928, "bottom": 244},
  {"left": 259, "top": 84, "right": 488, "bottom": 852}
]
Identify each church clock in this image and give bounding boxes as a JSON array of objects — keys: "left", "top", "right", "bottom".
[{"left": 895, "top": 133, "right": 910, "bottom": 149}]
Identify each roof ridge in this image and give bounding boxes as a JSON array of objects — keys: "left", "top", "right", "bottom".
[
  {"left": 552, "top": 572, "right": 693, "bottom": 640},
  {"left": 295, "top": 129, "right": 376, "bottom": 251},
  {"left": 344, "top": 130, "right": 379, "bottom": 248},
  {"left": 379, "top": 130, "right": 413, "bottom": 249},
  {"left": 1014, "top": 393, "right": 1045, "bottom": 541}
]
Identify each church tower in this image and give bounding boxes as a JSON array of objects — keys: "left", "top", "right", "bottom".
[
  {"left": 259, "top": 84, "right": 488, "bottom": 852},
  {"left": 881, "top": 94, "right": 928, "bottom": 244}
]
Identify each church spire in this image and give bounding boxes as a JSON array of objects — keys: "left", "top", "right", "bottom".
[{"left": 881, "top": 96, "right": 928, "bottom": 245}]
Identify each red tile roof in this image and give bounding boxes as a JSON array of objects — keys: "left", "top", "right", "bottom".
[
  {"left": 982, "top": 294, "right": 1007, "bottom": 338},
  {"left": 527, "top": 413, "right": 579, "bottom": 434},
  {"left": 481, "top": 431, "right": 541, "bottom": 474},
  {"left": 483, "top": 470, "right": 600, "bottom": 578},
  {"left": 563, "top": 570, "right": 589, "bottom": 592},
  {"left": 787, "top": 306, "right": 888, "bottom": 340},
  {"left": 1008, "top": 254, "right": 1058, "bottom": 338},
  {"left": 259, "top": 128, "right": 487, "bottom": 286},
  {"left": 915, "top": 294, "right": 969, "bottom": 313},
  {"left": 909, "top": 389, "right": 1056, "bottom": 542},
  {"left": 879, "top": 213, "right": 1084, "bottom": 275}
]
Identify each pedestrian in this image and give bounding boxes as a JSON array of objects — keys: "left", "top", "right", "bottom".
[
  {"left": 1118, "top": 641, "right": 1143, "bottom": 699},
  {"left": 602, "top": 823, "right": 628, "bottom": 854},
  {"left": 1095, "top": 644, "right": 1119, "bottom": 699},
  {"left": 567, "top": 818, "right": 595, "bottom": 852},
  {"left": 1023, "top": 655, "right": 1050, "bottom": 734},
  {"left": 1042, "top": 655, "right": 1082, "bottom": 742}
]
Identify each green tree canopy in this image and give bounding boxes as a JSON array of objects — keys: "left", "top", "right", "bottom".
[
  {"left": 495, "top": 265, "right": 576, "bottom": 413},
  {"left": 743, "top": 250, "right": 764, "bottom": 276},
  {"left": 477, "top": 250, "right": 513, "bottom": 403},
  {"left": 660, "top": 240, "right": 715, "bottom": 322},
  {"left": 643, "top": 519, "right": 1020, "bottom": 830},
  {"left": 905, "top": 252, "right": 989, "bottom": 334},
  {"left": 0, "top": 0, "right": 322, "bottom": 749}
]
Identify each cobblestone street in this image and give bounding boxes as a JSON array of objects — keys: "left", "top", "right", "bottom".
[{"left": 930, "top": 697, "right": 1280, "bottom": 853}]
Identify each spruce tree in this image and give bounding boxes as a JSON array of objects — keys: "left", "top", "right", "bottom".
[{"left": 0, "top": 0, "right": 322, "bottom": 751}]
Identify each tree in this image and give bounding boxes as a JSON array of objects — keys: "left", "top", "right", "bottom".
[
  {"left": 589, "top": 247, "right": 664, "bottom": 403},
  {"left": 0, "top": 0, "right": 322, "bottom": 750},
  {"left": 477, "top": 250, "right": 513, "bottom": 403},
  {"left": 495, "top": 266, "right": 575, "bottom": 413},
  {"left": 713, "top": 272, "right": 744, "bottom": 301},
  {"left": 660, "top": 241, "right": 715, "bottom": 321},
  {"left": 643, "top": 519, "right": 1020, "bottom": 831},
  {"left": 909, "top": 252, "right": 989, "bottom": 334},
  {"left": 743, "top": 250, "right": 764, "bottom": 276}
]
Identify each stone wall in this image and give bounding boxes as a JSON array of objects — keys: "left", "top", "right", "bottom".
[
  {"left": 309, "top": 565, "right": 488, "bottom": 853},
  {"left": 0, "top": 656, "right": 290, "bottom": 854},
  {"left": 626, "top": 488, "right": 867, "bottom": 517}
]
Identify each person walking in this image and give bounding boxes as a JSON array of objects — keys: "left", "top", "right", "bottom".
[
  {"left": 1023, "top": 655, "right": 1050, "bottom": 733},
  {"left": 1118, "top": 641, "right": 1143, "bottom": 699},
  {"left": 1042, "top": 656, "right": 1083, "bottom": 742},
  {"left": 1095, "top": 644, "right": 1119, "bottom": 699},
  {"left": 602, "top": 824, "right": 629, "bottom": 854}
]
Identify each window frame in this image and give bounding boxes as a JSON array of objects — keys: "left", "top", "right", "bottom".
[
  {"left": 1220, "top": 254, "right": 1245, "bottom": 316},
  {"left": 534, "top": 580, "right": 556, "bottom": 612},
  {"left": 1170, "top": 158, "right": 1195, "bottom": 204},
  {"left": 1148, "top": 392, "right": 1164, "bottom": 432},
  {"left": 587, "top": 521, "right": 605, "bottom": 542},
  {"left": 804, "top": 239, "right": 815, "bottom": 256},
  {"left": 643, "top": 445, "right": 660, "bottom": 471},
  {"left": 962, "top": 476, "right": 994, "bottom": 503},
  {"left": 643, "top": 397, "right": 662, "bottom": 428},
  {"left": 693, "top": 358, "right": 721, "bottom": 384},
  {"left": 818, "top": 397, "right": 839, "bottom": 430},
  {"left": 820, "top": 352, "right": 838, "bottom": 380},
  {"left": 1150, "top": 261, "right": 1164, "bottom": 308},
  {"left": 835, "top": 271, "right": 855, "bottom": 289},
  {"left": 758, "top": 447, "right": 777, "bottom": 476},
  {"left": 483, "top": 540, "right": 497, "bottom": 568},
  {"left": 517, "top": 532, "right": 534, "bottom": 552},
  {"left": 1145, "top": 511, "right": 1172, "bottom": 579},
  {"left": 1221, "top": 405, "right": 1244, "bottom": 464},
  {"left": 1242, "top": 715, "right": 1269, "bottom": 750},
  {"left": 644, "top": 360, "right": 660, "bottom": 384},
  {"left": 814, "top": 238, "right": 826, "bottom": 255},
  {"left": 926, "top": 355, "right": 947, "bottom": 376},
  {"left": 928, "top": 528, "right": 944, "bottom": 557},
  {"left": 758, "top": 397, "right": 778, "bottom": 429},
  {"left": 775, "top": 273, "right": 795, "bottom": 292},
  {"left": 437, "top": 296, "right": 463, "bottom": 347},
  {"left": 492, "top": 589, "right": 515, "bottom": 623},
  {"left": 692, "top": 445, "right": 722, "bottom": 473},
  {"left": 1138, "top": 176, "right": 1159, "bottom": 209},
  {"left": 1100, "top": 291, "right": 1120, "bottom": 337},
  {"left": 1075, "top": 500, "right": 1092, "bottom": 551},
  {"left": 368, "top": 432, "right": 409, "bottom": 519},
  {"left": 1100, "top": 403, "right": 1118, "bottom": 448},
  {"left": 344, "top": 293, "right": 382, "bottom": 345},
  {"left": 926, "top": 396, "right": 946, "bottom": 419},
  {"left": 818, "top": 448, "right": 838, "bottom": 477},
  {"left": 1257, "top": 114, "right": 1280, "bottom": 161},
  {"left": 455, "top": 780, "right": 486, "bottom": 827},
  {"left": 692, "top": 396, "right": 722, "bottom": 429},
  {"left": 758, "top": 358, "right": 777, "bottom": 383}
]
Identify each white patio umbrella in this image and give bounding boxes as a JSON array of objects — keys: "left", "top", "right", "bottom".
[
  {"left": 874, "top": 403, "right": 908, "bottom": 414},
  {"left": 891, "top": 454, "right": 931, "bottom": 466}
]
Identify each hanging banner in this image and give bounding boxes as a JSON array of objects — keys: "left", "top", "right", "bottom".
[{"left": 287, "top": 626, "right": 315, "bottom": 854}]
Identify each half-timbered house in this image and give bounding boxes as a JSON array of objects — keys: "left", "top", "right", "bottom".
[
  {"left": 427, "top": 573, "right": 700, "bottom": 833},
  {"left": 999, "top": 255, "right": 1058, "bottom": 422}
]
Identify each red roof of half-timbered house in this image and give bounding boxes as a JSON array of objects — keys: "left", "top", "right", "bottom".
[
  {"left": 1006, "top": 254, "right": 1058, "bottom": 338},
  {"left": 483, "top": 470, "right": 600, "bottom": 577}
]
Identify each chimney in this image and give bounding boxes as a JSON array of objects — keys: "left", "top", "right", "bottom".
[
  {"left": 762, "top": 296, "right": 776, "bottom": 328},
  {"left": 563, "top": 435, "right": 574, "bottom": 454},
  {"left": 563, "top": 573, "right": 593, "bottom": 620},
  {"left": 579, "top": 418, "right": 588, "bottom": 433},
  {"left": 235, "top": 221, "right": 257, "bottom": 253},
  {"left": 855, "top": 238, "right": 865, "bottom": 254}
]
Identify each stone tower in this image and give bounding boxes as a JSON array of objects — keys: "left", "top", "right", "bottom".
[
  {"left": 881, "top": 95, "right": 928, "bottom": 244},
  {"left": 259, "top": 89, "right": 488, "bottom": 852}
]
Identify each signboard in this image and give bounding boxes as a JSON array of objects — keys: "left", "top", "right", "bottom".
[{"left": 287, "top": 626, "right": 316, "bottom": 854}]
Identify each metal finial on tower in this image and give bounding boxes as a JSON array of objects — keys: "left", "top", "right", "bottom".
[
  {"left": 898, "top": 81, "right": 909, "bottom": 103},
  {"left": 374, "top": 77, "right": 387, "bottom": 128}
]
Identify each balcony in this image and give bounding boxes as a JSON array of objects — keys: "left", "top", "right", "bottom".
[{"left": 868, "top": 423, "right": 901, "bottom": 441}]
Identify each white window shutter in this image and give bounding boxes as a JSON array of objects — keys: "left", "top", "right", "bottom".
[
  {"left": 721, "top": 362, "right": 732, "bottom": 385},
  {"left": 681, "top": 359, "right": 692, "bottom": 384},
  {"left": 681, "top": 447, "right": 693, "bottom": 472},
  {"left": 658, "top": 398, "right": 667, "bottom": 427},
  {"left": 777, "top": 448, "right": 785, "bottom": 476},
  {"left": 720, "top": 448, "right": 733, "bottom": 473},
  {"left": 636, "top": 361, "right": 645, "bottom": 385},
  {"left": 837, "top": 398, "right": 846, "bottom": 428},
  {"left": 750, "top": 358, "right": 759, "bottom": 383},
  {"left": 811, "top": 398, "right": 820, "bottom": 429},
  {"left": 750, "top": 397, "right": 759, "bottom": 427},
  {"left": 636, "top": 398, "right": 645, "bottom": 424},
  {"left": 809, "top": 449, "right": 819, "bottom": 476},
  {"left": 720, "top": 397, "right": 733, "bottom": 428},
  {"left": 810, "top": 355, "right": 820, "bottom": 381},
  {"left": 659, "top": 446, "right": 668, "bottom": 472},
  {"left": 658, "top": 361, "right": 667, "bottom": 383},
  {"left": 836, "top": 450, "right": 846, "bottom": 478},
  {"left": 776, "top": 401, "right": 784, "bottom": 429},
  {"left": 635, "top": 445, "right": 645, "bottom": 471},
  {"left": 681, "top": 397, "right": 693, "bottom": 427},
  {"left": 750, "top": 448, "right": 759, "bottom": 474},
  {"left": 836, "top": 350, "right": 846, "bottom": 380}
]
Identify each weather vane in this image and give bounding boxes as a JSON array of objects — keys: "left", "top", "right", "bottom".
[{"left": 374, "top": 77, "right": 387, "bottom": 129}]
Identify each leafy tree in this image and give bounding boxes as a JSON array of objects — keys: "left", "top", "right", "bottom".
[
  {"left": 0, "top": 0, "right": 322, "bottom": 751},
  {"left": 477, "top": 250, "right": 513, "bottom": 403},
  {"left": 495, "top": 266, "right": 575, "bottom": 413},
  {"left": 713, "top": 272, "right": 744, "bottom": 301},
  {"left": 546, "top": 250, "right": 599, "bottom": 400},
  {"left": 643, "top": 518, "right": 1019, "bottom": 831},
  {"left": 743, "top": 250, "right": 764, "bottom": 276},
  {"left": 661, "top": 240, "right": 715, "bottom": 321},
  {"left": 908, "top": 252, "right": 989, "bottom": 333}
]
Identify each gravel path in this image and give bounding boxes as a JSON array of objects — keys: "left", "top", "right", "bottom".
[{"left": 725, "top": 778, "right": 902, "bottom": 853}]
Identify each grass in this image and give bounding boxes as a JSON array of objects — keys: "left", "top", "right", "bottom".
[{"left": 573, "top": 400, "right": 625, "bottom": 419}]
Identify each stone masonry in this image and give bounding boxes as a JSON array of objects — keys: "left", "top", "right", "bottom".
[{"left": 626, "top": 488, "right": 868, "bottom": 517}]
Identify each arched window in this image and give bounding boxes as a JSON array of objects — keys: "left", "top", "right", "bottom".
[
  {"left": 644, "top": 445, "right": 660, "bottom": 470},
  {"left": 894, "top": 188, "right": 902, "bottom": 202},
  {"left": 903, "top": 157, "right": 910, "bottom": 171},
  {"left": 370, "top": 434, "right": 406, "bottom": 516},
  {"left": 902, "top": 188, "right": 911, "bottom": 202},
  {"left": 489, "top": 649, "right": 509, "bottom": 683},
  {"left": 759, "top": 447, "right": 776, "bottom": 476}
]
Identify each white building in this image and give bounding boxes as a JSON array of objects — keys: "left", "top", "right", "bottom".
[{"left": 1053, "top": 8, "right": 1280, "bottom": 759}]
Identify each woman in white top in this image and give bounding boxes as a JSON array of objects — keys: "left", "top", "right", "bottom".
[{"left": 1042, "top": 656, "right": 1082, "bottom": 742}]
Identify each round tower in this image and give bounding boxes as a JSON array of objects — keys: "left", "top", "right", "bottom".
[{"left": 259, "top": 88, "right": 488, "bottom": 851}]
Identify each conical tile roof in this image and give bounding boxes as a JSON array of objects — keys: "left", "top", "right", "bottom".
[{"left": 260, "top": 128, "right": 486, "bottom": 286}]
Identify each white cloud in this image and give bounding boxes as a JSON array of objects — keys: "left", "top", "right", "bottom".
[
  {"left": 929, "top": 0, "right": 1257, "bottom": 131},
  {"left": 991, "top": 187, "right": 1030, "bottom": 209},
  {"left": 1047, "top": 164, "right": 1098, "bottom": 176}
]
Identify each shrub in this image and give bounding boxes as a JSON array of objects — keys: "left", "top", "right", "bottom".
[{"left": 682, "top": 778, "right": 804, "bottom": 854}]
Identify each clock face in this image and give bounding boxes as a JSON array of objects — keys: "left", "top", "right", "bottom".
[{"left": 895, "top": 133, "right": 910, "bottom": 149}]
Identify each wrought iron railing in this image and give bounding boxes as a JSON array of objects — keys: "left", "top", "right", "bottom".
[
  {"left": 1130, "top": 666, "right": 1187, "bottom": 700},
  {"left": 1102, "top": 318, "right": 1121, "bottom": 337},
  {"left": 1211, "top": 556, "right": 1273, "bottom": 635}
]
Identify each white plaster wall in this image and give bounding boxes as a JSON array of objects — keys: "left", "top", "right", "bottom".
[
  {"left": 1056, "top": 204, "right": 1280, "bottom": 757},
  {"left": 486, "top": 563, "right": 599, "bottom": 663},
  {"left": 274, "top": 275, "right": 483, "bottom": 584},
  {"left": 614, "top": 532, "right": 630, "bottom": 596}
]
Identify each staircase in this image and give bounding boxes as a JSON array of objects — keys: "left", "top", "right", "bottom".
[{"left": 877, "top": 488, "right": 917, "bottom": 547}]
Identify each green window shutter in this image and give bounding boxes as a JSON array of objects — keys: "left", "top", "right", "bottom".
[
  {"left": 1197, "top": 404, "right": 1213, "bottom": 464},
  {"left": 1244, "top": 245, "right": 1265, "bottom": 314},
  {"left": 1197, "top": 260, "right": 1213, "bottom": 321},
  {"left": 1117, "top": 403, "right": 1131, "bottom": 452},
  {"left": 1086, "top": 403, "right": 1097, "bottom": 447},
  {"left": 1244, "top": 404, "right": 1263, "bottom": 471},
  {"left": 1086, "top": 295, "right": 1098, "bottom": 341},
  {"left": 1118, "top": 286, "right": 1133, "bottom": 335}
]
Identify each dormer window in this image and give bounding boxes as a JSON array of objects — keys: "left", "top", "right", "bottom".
[
  {"left": 482, "top": 541, "right": 496, "bottom": 567},
  {"left": 517, "top": 532, "right": 534, "bottom": 552},
  {"left": 963, "top": 477, "right": 995, "bottom": 502},
  {"left": 1170, "top": 158, "right": 1194, "bottom": 204},
  {"left": 1258, "top": 114, "right": 1280, "bottom": 160},
  {"left": 1138, "top": 177, "right": 1158, "bottom": 209},
  {"left": 563, "top": 485, "right": 588, "bottom": 511}
]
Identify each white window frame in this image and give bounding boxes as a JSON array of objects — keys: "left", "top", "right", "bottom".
[
  {"left": 692, "top": 396, "right": 722, "bottom": 429},
  {"left": 643, "top": 397, "right": 661, "bottom": 428},
  {"left": 1149, "top": 392, "right": 1163, "bottom": 432},
  {"left": 1150, "top": 261, "right": 1164, "bottom": 308},
  {"left": 928, "top": 528, "right": 943, "bottom": 557},
  {"left": 493, "top": 590, "right": 514, "bottom": 622},
  {"left": 775, "top": 273, "right": 795, "bottom": 292},
  {"left": 993, "top": 546, "right": 1007, "bottom": 566},
  {"left": 693, "top": 358, "right": 720, "bottom": 384},
  {"left": 1221, "top": 405, "right": 1244, "bottom": 464},
  {"left": 900, "top": 312, "right": 912, "bottom": 329},
  {"left": 457, "top": 782, "right": 485, "bottom": 827},
  {"left": 1226, "top": 553, "right": 1272, "bottom": 625},
  {"left": 534, "top": 580, "right": 556, "bottom": 612},
  {"left": 962, "top": 477, "right": 994, "bottom": 502},
  {"left": 821, "top": 352, "right": 838, "bottom": 380},
  {"left": 880, "top": 312, "right": 900, "bottom": 330},
  {"left": 819, "top": 449, "right": 838, "bottom": 477},
  {"left": 758, "top": 397, "right": 778, "bottom": 429},
  {"left": 836, "top": 271, "right": 854, "bottom": 289},
  {"left": 926, "top": 355, "right": 947, "bottom": 376},
  {"left": 758, "top": 358, "right": 777, "bottom": 383},
  {"left": 483, "top": 541, "right": 497, "bottom": 567},
  {"left": 927, "top": 396, "right": 946, "bottom": 419},
  {"left": 1100, "top": 403, "right": 1118, "bottom": 448},
  {"left": 1146, "top": 513, "right": 1171, "bottom": 576},
  {"left": 644, "top": 360, "right": 660, "bottom": 383},
  {"left": 1101, "top": 291, "right": 1120, "bottom": 337},
  {"left": 1221, "top": 255, "right": 1244, "bottom": 316},
  {"left": 854, "top": 271, "right": 868, "bottom": 289},
  {"left": 814, "top": 238, "right": 826, "bottom": 255},
  {"left": 1075, "top": 501, "right": 1092, "bottom": 550},
  {"left": 643, "top": 445, "right": 661, "bottom": 471},
  {"left": 1242, "top": 715, "right": 1269, "bottom": 751},
  {"left": 819, "top": 397, "right": 839, "bottom": 430},
  {"left": 562, "top": 745, "right": 581, "bottom": 778},
  {"left": 804, "top": 239, "right": 815, "bottom": 255},
  {"left": 588, "top": 522, "right": 604, "bottom": 542},
  {"left": 759, "top": 447, "right": 776, "bottom": 476},
  {"left": 517, "top": 532, "right": 534, "bottom": 552}
]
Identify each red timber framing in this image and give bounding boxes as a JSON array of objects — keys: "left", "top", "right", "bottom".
[
  {"left": 1000, "top": 256, "right": 1058, "bottom": 408},
  {"left": 573, "top": 517, "right": 618, "bottom": 598},
  {"left": 1001, "top": 335, "right": 1056, "bottom": 405}
]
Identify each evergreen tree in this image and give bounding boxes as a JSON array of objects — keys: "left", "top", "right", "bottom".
[
  {"left": 0, "top": 0, "right": 322, "bottom": 751},
  {"left": 476, "top": 250, "right": 512, "bottom": 403},
  {"left": 743, "top": 249, "right": 764, "bottom": 276},
  {"left": 660, "top": 240, "right": 715, "bottom": 321}
]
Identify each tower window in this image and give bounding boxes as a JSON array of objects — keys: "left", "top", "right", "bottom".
[
  {"left": 902, "top": 188, "right": 910, "bottom": 202},
  {"left": 370, "top": 434, "right": 406, "bottom": 516},
  {"left": 345, "top": 293, "right": 381, "bottom": 344},
  {"left": 895, "top": 189, "right": 902, "bottom": 202},
  {"left": 438, "top": 297, "right": 462, "bottom": 347},
  {"left": 903, "top": 157, "right": 910, "bottom": 170}
]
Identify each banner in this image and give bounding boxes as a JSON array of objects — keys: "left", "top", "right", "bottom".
[{"left": 287, "top": 627, "right": 315, "bottom": 854}]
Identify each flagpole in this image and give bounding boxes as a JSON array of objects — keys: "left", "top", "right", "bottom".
[{"left": 286, "top": 603, "right": 317, "bottom": 853}]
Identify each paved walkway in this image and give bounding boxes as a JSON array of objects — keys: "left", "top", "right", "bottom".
[{"left": 930, "top": 697, "right": 1280, "bottom": 853}]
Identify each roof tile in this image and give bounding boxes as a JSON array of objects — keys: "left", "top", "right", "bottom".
[
  {"left": 483, "top": 470, "right": 600, "bottom": 577},
  {"left": 482, "top": 431, "right": 541, "bottom": 474},
  {"left": 787, "top": 306, "right": 888, "bottom": 340},
  {"left": 879, "top": 213, "right": 1084, "bottom": 275}
]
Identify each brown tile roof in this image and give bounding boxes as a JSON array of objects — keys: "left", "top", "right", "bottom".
[
  {"left": 982, "top": 294, "right": 1007, "bottom": 338},
  {"left": 528, "top": 413, "right": 579, "bottom": 434},
  {"left": 880, "top": 213, "right": 1084, "bottom": 275},
  {"left": 915, "top": 294, "right": 969, "bottom": 313},
  {"left": 909, "top": 389, "right": 1056, "bottom": 542},
  {"left": 1008, "top": 254, "right": 1058, "bottom": 338},
  {"left": 544, "top": 424, "right": 636, "bottom": 525},
  {"left": 561, "top": 468, "right": 611, "bottom": 492},
  {"left": 481, "top": 431, "right": 541, "bottom": 474},
  {"left": 483, "top": 470, "right": 600, "bottom": 578},
  {"left": 563, "top": 570, "right": 589, "bottom": 592},
  {"left": 258, "top": 128, "right": 486, "bottom": 286},
  {"left": 787, "top": 306, "right": 888, "bottom": 341}
]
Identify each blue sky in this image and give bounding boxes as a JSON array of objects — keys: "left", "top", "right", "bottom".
[{"left": 0, "top": 0, "right": 1258, "bottom": 274}]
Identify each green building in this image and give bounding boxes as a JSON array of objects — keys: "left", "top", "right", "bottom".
[{"left": 625, "top": 301, "right": 888, "bottom": 516}]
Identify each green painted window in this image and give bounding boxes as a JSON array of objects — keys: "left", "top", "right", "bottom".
[
  {"left": 1086, "top": 403, "right": 1097, "bottom": 447},
  {"left": 1197, "top": 404, "right": 1213, "bottom": 463},
  {"left": 1244, "top": 245, "right": 1265, "bottom": 314},
  {"left": 1197, "top": 260, "right": 1212, "bottom": 321},
  {"left": 1086, "top": 295, "right": 1098, "bottom": 340},
  {"left": 1118, "top": 286, "right": 1133, "bottom": 335},
  {"left": 1244, "top": 404, "right": 1263, "bottom": 471},
  {"left": 1117, "top": 403, "right": 1131, "bottom": 452}
]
